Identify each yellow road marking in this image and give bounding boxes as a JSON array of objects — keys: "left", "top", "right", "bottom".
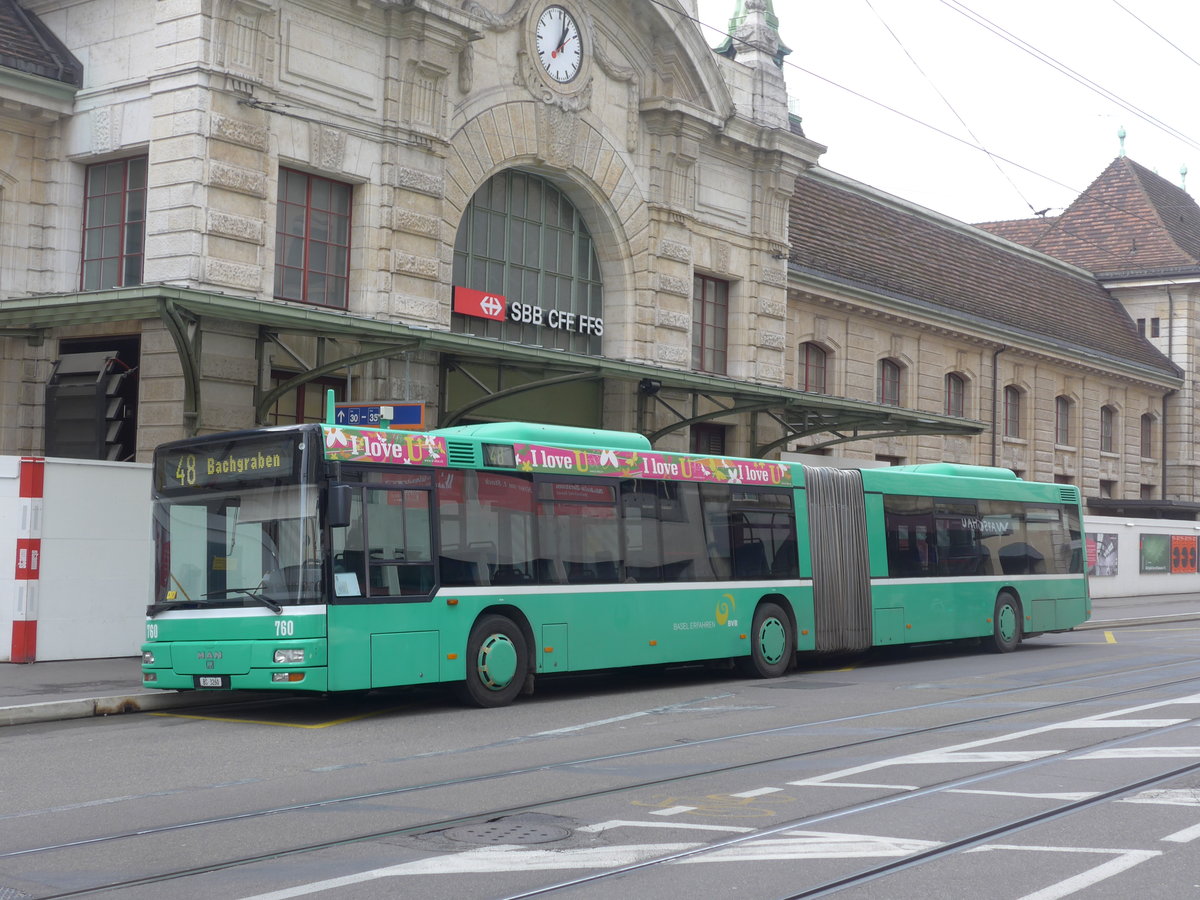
[
  {"left": 1105, "top": 631, "right": 1117, "bottom": 644},
  {"left": 148, "top": 707, "right": 401, "bottom": 728}
]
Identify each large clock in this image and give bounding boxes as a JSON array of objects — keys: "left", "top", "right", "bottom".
[{"left": 534, "top": 5, "right": 583, "bottom": 84}]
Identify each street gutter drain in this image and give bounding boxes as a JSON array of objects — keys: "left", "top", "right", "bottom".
[{"left": 444, "top": 819, "right": 571, "bottom": 846}]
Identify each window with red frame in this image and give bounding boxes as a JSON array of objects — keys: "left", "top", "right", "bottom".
[
  {"left": 1055, "top": 395, "right": 1072, "bottom": 445},
  {"left": 1003, "top": 386, "right": 1022, "bottom": 438},
  {"left": 1100, "top": 405, "right": 1116, "bottom": 453},
  {"left": 945, "top": 372, "right": 966, "bottom": 417},
  {"left": 878, "top": 358, "right": 901, "bottom": 406},
  {"left": 692, "top": 275, "right": 728, "bottom": 374},
  {"left": 82, "top": 157, "right": 147, "bottom": 290},
  {"left": 800, "top": 342, "right": 827, "bottom": 393},
  {"left": 267, "top": 372, "right": 346, "bottom": 425},
  {"left": 275, "top": 169, "right": 352, "bottom": 307},
  {"left": 1140, "top": 413, "right": 1154, "bottom": 458}
]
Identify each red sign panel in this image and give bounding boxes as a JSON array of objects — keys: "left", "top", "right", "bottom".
[{"left": 453, "top": 286, "right": 507, "bottom": 322}]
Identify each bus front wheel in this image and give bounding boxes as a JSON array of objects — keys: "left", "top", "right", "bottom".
[
  {"left": 988, "top": 593, "right": 1022, "bottom": 653},
  {"left": 738, "top": 601, "right": 794, "bottom": 678},
  {"left": 457, "top": 615, "right": 529, "bottom": 708}
]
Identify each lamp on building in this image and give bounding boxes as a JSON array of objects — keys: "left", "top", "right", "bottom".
[{"left": 639, "top": 378, "right": 662, "bottom": 396}]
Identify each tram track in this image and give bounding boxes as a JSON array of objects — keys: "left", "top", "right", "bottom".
[
  {"left": 8, "top": 654, "right": 1200, "bottom": 898},
  {"left": 493, "top": 722, "right": 1200, "bottom": 900}
]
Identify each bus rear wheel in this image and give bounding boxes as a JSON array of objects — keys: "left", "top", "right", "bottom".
[
  {"left": 457, "top": 614, "right": 529, "bottom": 708},
  {"left": 738, "top": 601, "right": 794, "bottom": 678},
  {"left": 987, "top": 592, "right": 1022, "bottom": 653}
]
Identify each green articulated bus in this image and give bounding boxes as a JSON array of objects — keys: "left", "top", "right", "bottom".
[{"left": 141, "top": 419, "right": 1090, "bottom": 707}]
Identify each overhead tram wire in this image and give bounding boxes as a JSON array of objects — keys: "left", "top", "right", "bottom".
[
  {"left": 1111, "top": 0, "right": 1200, "bottom": 71},
  {"left": 862, "top": 0, "right": 1041, "bottom": 217},
  {"left": 939, "top": 0, "right": 1200, "bottom": 154},
  {"left": 663, "top": 0, "right": 1198, "bottom": 263}
]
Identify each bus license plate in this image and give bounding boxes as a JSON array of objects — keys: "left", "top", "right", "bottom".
[{"left": 195, "top": 675, "right": 229, "bottom": 689}]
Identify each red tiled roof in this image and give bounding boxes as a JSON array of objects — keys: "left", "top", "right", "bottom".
[
  {"left": 788, "top": 169, "right": 1178, "bottom": 379},
  {"left": 976, "top": 157, "right": 1200, "bottom": 276}
]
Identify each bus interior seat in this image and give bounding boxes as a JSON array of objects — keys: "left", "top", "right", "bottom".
[
  {"left": 491, "top": 564, "right": 532, "bottom": 585},
  {"left": 439, "top": 553, "right": 489, "bottom": 586},
  {"left": 732, "top": 540, "right": 768, "bottom": 578}
]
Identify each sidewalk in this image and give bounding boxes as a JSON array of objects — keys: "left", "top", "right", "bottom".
[{"left": 1, "top": 593, "right": 1197, "bottom": 727}]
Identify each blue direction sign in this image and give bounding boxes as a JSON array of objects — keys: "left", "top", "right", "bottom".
[{"left": 334, "top": 402, "right": 425, "bottom": 429}]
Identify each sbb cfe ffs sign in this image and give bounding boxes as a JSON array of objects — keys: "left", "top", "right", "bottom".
[{"left": 453, "top": 286, "right": 603, "bottom": 335}]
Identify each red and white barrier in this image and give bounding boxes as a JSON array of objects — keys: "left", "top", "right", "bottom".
[{"left": 11, "top": 457, "right": 44, "bottom": 662}]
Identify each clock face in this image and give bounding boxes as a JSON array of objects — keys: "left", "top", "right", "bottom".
[{"left": 535, "top": 5, "right": 582, "bottom": 84}]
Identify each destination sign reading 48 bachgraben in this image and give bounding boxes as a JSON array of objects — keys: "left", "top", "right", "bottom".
[{"left": 158, "top": 438, "right": 296, "bottom": 489}]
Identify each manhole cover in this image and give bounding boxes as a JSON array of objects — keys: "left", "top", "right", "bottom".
[{"left": 444, "top": 819, "right": 571, "bottom": 846}]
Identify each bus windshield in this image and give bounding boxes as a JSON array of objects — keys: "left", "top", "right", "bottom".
[{"left": 151, "top": 483, "right": 321, "bottom": 614}]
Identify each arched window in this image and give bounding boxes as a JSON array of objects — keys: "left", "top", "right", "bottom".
[
  {"left": 878, "top": 359, "right": 901, "bottom": 406},
  {"left": 1100, "top": 405, "right": 1116, "bottom": 453},
  {"left": 452, "top": 170, "right": 603, "bottom": 354},
  {"left": 1140, "top": 413, "right": 1155, "bottom": 458},
  {"left": 944, "top": 373, "right": 966, "bottom": 417},
  {"left": 800, "top": 343, "right": 827, "bottom": 393},
  {"left": 1055, "top": 396, "right": 1072, "bottom": 446},
  {"left": 1003, "top": 386, "right": 1022, "bottom": 438}
]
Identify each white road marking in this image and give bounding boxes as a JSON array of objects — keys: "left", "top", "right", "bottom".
[
  {"left": 905, "top": 750, "right": 1060, "bottom": 764},
  {"left": 1121, "top": 789, "right": 1200, "bottom": 807},
  {"left": 787, "top": 780, "right": 919, "bottom": 790},
  {"left": 681, "top": 830, "right": 942, "bottom": 862},
  {"left": 949, "top": 789, "right": 1099, "bottom": 801},
  {"left": 650, "top": 805, "right": 696, "bottom": 816},
  {"left": 532, "top": 694, "right": 737, "bottom": 735},
  {"left": 788, "top": 693, "right": 1200, "bottom": 789},
  {"left": 236, "top": 843, "right": 704, "bottom": 899},
  {"left": 730, "top": 787, "right": 783, "bottom": 798},
  {"left": 1162, "top": 822, "right": 1200, "bottom": 843},
  {"left": 1076, "top": 747, "right": 1200, "bottom": 760},
  {"left": 579, "top": 819, "right": 754, "bottom": 834},
  {"left": 969, "top": 846, "right": 1160, "bottom": 900}
]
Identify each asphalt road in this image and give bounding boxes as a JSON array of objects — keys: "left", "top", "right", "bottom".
[{"left": 2, "top": 616, "right": 1199, "bottom": 899}]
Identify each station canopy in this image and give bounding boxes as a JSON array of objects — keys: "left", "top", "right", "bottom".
[{"left": 0, "top": 287, "right": 983, "bottom": 456}]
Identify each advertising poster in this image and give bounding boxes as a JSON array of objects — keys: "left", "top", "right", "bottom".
[
  {"left": 1170, "top": 535, "right": 1198, "bottom": 574},
  {"left": 1088, "top": 533, "right": 1118, "bottom": 576},
  {"left": 1140, "top": 533, "right": 1170, "bottom": 573}
]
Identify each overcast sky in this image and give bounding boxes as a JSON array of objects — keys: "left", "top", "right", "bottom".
[{"left": 692, "top": 0, "right": 1200, "bottom": 224}]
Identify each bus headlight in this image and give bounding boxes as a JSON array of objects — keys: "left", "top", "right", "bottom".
[
  {"left": 273, "top": 649, "right": 305, "bottom": 664},
  {"left": 142, "top": 651, "right": 155, "bottom": 664}
]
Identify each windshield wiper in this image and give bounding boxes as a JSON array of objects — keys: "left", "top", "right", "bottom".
[{"left": 202, "top": 586, "right": 283, "bottom": 614}]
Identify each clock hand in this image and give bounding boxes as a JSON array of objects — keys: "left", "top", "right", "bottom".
[{"left": 556, "top": 16, "right": 570, "bottom": 55}]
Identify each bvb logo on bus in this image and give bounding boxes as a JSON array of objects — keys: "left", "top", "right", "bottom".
[{"left": 715, "top": 593, "right": 738, "bottom": 627}]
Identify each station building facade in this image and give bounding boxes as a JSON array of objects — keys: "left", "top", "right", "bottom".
[{"left": 0, "top": 0, "right": 1186, "bottom": 513}]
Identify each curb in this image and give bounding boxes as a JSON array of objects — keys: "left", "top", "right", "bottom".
[
  {"left": 1077, "top": 613, "right": 1200, "bottom": 631},
  {"left": 0, "top": 690, "right": 277, "bottom": 727}
]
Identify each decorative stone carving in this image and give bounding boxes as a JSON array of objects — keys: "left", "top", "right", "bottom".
[
  {"left": 310, "top": 125, "right": 347, "bottom": 171},
  {"left": 390, "top": 165, "right": 445, "bottom": 197},
  {"left": 209, "top": 162, "right": 269, "bottom": 198},
  {"left": 211, "top": 114, "right": 269, "bottom": 152},
  {"left": 204, "top": 259, "right": 262, "bottom": 290},
  {"left": 392, "top": 251, "right": 441, "bottom": 280},
  {"left": 657, "top": 274, "right": 691, "bottom": 297},
  {"left": 656, "top": 309, "right": 690, "bottom": 331},
  {"left": 657, "top": 239, "right": 693, "bottom": 263},
  {"left": 386, "top": 207, "right": 440, "bottom": 238},
  {"left": 207, "top": 210, "right": 265, "bottom": 244}
]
